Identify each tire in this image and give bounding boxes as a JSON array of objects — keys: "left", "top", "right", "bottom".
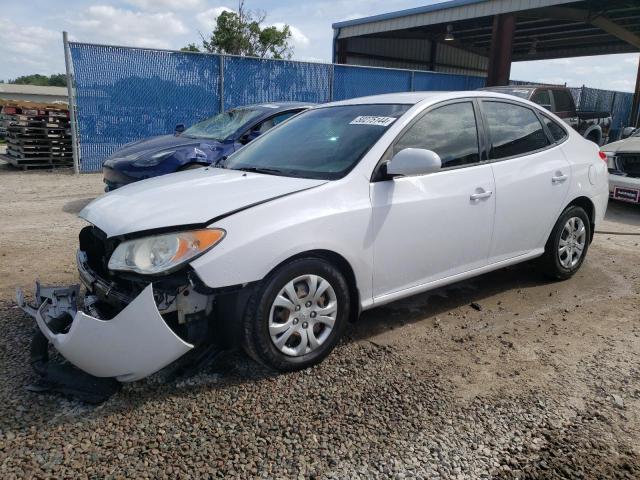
[
  {"left": 241, "top": 257, "right": 350, "bottom": 372},
  {"left": 178, "top": 163, "right": 206, "bottom": 171},
  {"left": 540, "top": 205, "right": 591, "bottom": 280}
]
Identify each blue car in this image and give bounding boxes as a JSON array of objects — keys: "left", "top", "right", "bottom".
[{"left": 102, "top": 102, "right": 313, "bottom": 191}]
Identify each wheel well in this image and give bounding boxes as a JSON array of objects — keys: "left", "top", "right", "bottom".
[
  {"left": 566, "top": 196, "right": 595, "bottom": 242},
  {"left": 276, "top": 250, "right": 361, "bottom": 322}
]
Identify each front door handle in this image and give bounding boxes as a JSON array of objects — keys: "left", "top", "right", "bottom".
[
  {"left": 552, "top": 174, "right": 568, "bottom": 184},
  {"left": 470, "top": 190, "right": 493, "bottom": 201}
]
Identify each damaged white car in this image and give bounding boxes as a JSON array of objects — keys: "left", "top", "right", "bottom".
[{"left": 18, "top": 91, "right": 608, "bottom": 390}]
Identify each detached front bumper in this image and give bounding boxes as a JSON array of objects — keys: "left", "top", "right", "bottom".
[{"left": 17, "top": 271, "right": 195, "bottom": 383}]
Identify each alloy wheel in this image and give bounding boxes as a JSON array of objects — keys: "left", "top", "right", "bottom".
[
  {"left": 268, "top": 274, "right": 338, "bottom": 357},
  {"left": 558, "top": 216, "right": 587, "bottom": 269}
]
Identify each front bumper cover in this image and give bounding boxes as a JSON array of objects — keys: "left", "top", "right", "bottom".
[{"left": 17, "top": 282, "right": 194, "bottom": 382}]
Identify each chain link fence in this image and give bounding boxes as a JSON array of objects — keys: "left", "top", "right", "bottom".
[{"left": 67, "top": 42, "right": 635, "bottom": 173}]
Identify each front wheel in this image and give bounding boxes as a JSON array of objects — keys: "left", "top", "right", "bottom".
[
  {"left": 540, "top": 205, "right": 591, "bottom": 280},
  {"left": 241, "top": 258, "right": 350, "bottom": 372}
]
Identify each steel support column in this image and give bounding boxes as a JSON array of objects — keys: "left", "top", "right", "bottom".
[
  {"left": 632, "top": 55, "right": 640, "bottom": 127},
  {"left": 486, "top": 14, "right": 516, "bottom": 87}
]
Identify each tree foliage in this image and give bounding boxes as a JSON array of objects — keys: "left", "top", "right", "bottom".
[
  {"left": 9, "top": 73, "right": 67, "bottom": 87},
  {"left": 184, "top": 1, "right": 293, "bottom": 59}
]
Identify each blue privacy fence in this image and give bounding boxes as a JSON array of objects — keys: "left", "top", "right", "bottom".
[
  {"left": 67, "top": 43, "right": 487, "bottom": 172},
  {"left": 67, "top": 42, "right": 633, "bottom": 172}
]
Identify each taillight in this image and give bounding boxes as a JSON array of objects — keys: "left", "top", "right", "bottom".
[{"left": 598, "top": 151, "right": 608, "bottom": 162}]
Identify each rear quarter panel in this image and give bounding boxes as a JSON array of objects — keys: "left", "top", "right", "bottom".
[{"left": 560, "top": 132, "right": 609, "bottom": 225}]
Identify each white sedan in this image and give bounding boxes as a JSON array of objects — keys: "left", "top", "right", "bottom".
[{"left": 19, "top": 91, "right": 608, "bottom": 382}]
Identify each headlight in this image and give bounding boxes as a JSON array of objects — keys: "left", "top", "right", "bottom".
[
  {"left": 108, "top": 229, "right": 225, "bottom": 275},
  {"left": 602, "top": 151, "right": 616, "bottom": 169},
  {"left": 132, "top": 149, "right": 177, "bottom": 167}
]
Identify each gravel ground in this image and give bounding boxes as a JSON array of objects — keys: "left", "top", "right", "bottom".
[{"left": 0, "top": 167, "right": 639, "bottom": 479}]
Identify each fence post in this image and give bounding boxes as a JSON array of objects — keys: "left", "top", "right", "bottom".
[
  {"left": 410, "top": 71, "right": 415, "bottom": 92},
  {"left": 63, "top": 31, "right": 80, "bottom": 175},
  {"left": 219, "top": 55, "right": 225, "bottom": 113},
  {"left": 329, "top": 64, "right": 334, "bottom": 102}
]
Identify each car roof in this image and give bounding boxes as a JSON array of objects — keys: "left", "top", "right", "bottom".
[
  {"left": 236, "top": 102, "right": 315, "bottom": 112},
  {"left": 322, "top": 90, "right": 541, "bottom": 107}
]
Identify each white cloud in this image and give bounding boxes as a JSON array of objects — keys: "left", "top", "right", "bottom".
[
  {"left": 0, "top": 19, "right": 63, "bottom": 77},
  {"left": 272, "top": 23, "right": 310, "bottom": 48},
  {"left": 70, "top": 5, "right": 187, "bottom": 49},
  {"left": 126, "top": 0, "right": 206, "bottom": 11},
  {"left": 196, "top": 6, "right": 234, "bottom": 30}
]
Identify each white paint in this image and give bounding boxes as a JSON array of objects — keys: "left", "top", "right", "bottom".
[
  {"left": 71, "top": 90, "right": 608, "bottom": 379},
  {"left": 33, "top": 284, "right": 193, "bottom": 382}
]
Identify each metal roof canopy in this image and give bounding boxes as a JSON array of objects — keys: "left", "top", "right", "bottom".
[
  {"left": 332, "top": 0, "right": 640, "bottom": 124},
  {"left": 333, "top": 0, "right": 640, "bottom": 61}
]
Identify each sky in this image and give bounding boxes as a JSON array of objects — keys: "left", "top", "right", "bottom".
[{"left": 1, "top": 0, "right": 638, "bottom": 92}]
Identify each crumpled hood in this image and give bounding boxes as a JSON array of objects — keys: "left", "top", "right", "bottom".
[
  {"left": 108, "top": 134, "right": 201, "bottom": 159},
  {"left": 603, "top": 137, "right": 640, "bottom": 153},
  {"left": 80, "top": 168, "right": 327, "bottom": 237}
]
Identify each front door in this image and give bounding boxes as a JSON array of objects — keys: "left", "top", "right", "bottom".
[{"left": 370, "top": 101, "right": 495, "bottom": 299}]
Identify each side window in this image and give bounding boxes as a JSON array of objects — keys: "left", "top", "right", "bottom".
[
  {"left": 483, "top": 101, "right": 550, "bottom": 159},
  {"left": 255, "top": 111, "right": 297, "bottom": 134},
  {"left": 394, "top": 102, "right": 480, "bottom": 168},
  {"left": 552, "top": 90, "right": 574, "bottom": 113},
  {"left": 541, "top": 114, "right": 568, "bottom": 143},
  {"left": 531, "top": 89, "right": 551, "bottom": 110}
]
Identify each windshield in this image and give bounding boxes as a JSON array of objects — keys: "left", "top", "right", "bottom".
[
  {"left": 183, "top": 108, "right": 263, "bottom": 140},
  {"left": 224, "top": 104, "right": 411, "bottom": 180}
]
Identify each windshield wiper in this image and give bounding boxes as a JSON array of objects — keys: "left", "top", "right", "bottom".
[{"left": 234, "top": 166, "right": 285, "bottom": 176}]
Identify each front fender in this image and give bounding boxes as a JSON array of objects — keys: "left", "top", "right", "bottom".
[{"left": 189, "top": 180, "right": 375, "bottom": 309}]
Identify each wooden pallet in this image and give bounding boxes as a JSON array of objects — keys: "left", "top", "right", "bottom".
[{"left": 0, "top": 153, "right": 73, "bottom": 170}]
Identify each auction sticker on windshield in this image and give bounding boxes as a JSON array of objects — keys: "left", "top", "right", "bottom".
[{"left": 349, "top": 116, "right": 397, "bottom": 127}]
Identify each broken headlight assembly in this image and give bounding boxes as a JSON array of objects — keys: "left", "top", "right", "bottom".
[{"left": 108, "top": 228, "right": 225, "bottom": 275}]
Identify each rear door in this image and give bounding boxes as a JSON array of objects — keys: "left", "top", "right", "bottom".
[{"left": 481, "top": 100, "right": 571, "bottom": 263}]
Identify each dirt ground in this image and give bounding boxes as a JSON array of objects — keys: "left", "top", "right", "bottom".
[{"left": 0, "top": 165, "right": 639, "bottom": 478}]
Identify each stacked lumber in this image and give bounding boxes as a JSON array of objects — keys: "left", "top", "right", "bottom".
[{"left": 0, "top": 100, "right": 73, "bottom": 170}]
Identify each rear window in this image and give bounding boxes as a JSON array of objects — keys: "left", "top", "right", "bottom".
[
  {"left": 483, "top": 101, "right": 550, "bottom": 159},
  {"left": 531, "top": 89, "right": 551, "bottom": 109}
]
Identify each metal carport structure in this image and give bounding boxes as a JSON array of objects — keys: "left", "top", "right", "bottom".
[{"left": 332, "top": 0, "right": 640, "bottom": 125}]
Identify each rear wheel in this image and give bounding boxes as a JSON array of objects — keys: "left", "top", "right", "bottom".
[
  {"left": 241, "top": 258, "right": 350, "bottom": 372},
  {"left": 540, "top": 205, "right": 591, "bottom": 280}
]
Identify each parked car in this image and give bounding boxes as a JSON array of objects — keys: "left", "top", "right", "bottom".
[
  {"left": 482, "top": 85, "right": 612, "bottom": 146},
  {"left": 102, "top": 102, "right": 313, "bottom": 191},
  {"left": 19, "top": 91, "right": 608, "bottom": 386},
  {"left": 602, "top": 127, "right": 640, "bottom": 204}
]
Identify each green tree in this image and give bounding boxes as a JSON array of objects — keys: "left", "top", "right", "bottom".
[
  {"left": 10, "top": 73, "right": 67, "bottom": 87},
  {"left": 181, "top": 43, "right": 201, "bottom": 53},
  {"left": 185, "top": 1, "right": 293, "bottom": 59}
]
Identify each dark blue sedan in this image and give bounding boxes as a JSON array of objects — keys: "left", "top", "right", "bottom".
[{"left": 102, "top": 102, "right": 313, "bottom": 191}]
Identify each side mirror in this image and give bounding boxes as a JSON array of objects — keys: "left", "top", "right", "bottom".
[
  {"left": 175, "top": 123, "right": 185, "bottom": 134},
  {"left": 387, "top": 148, "right": 441, "bottom": 177},
  {"left": 621, "top": 126, "right": 636, "bottom": 139}
]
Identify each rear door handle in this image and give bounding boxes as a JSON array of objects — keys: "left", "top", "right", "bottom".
[
  {"left": 552, "top": 174, "right": 568, "bottom": 184},
  {"left": 470, "top": 190, "right": 493, "bottom": 201}
]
